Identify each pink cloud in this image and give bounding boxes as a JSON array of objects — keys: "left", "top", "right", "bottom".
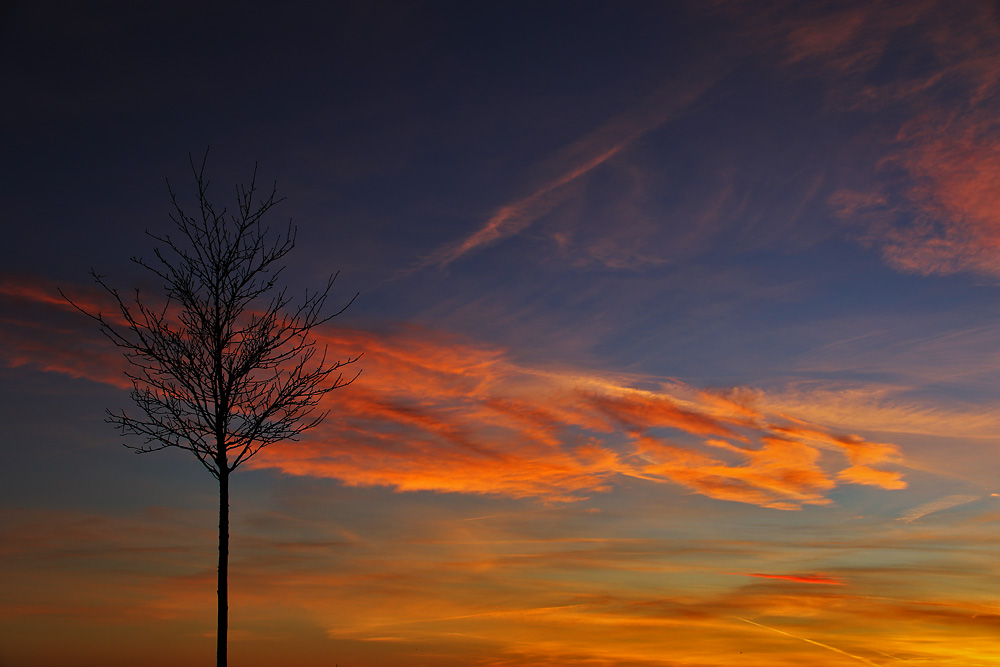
[
  {"left": 784, "top": 0, "right": 1000, "bottom": 277},
  {"left": 879, "top": 113, "right": 1000, "bottom": 276}
]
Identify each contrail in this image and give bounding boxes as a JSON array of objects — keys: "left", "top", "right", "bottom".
[
  {"left": 735, "top": 617, "right": 881, "bottom": 666},
  {"left": 899, "top": 494, "right": 978, "bottom": 523}
]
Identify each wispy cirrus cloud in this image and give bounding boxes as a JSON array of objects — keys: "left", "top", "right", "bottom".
[
  {"left": 771, "top": 0, "right": 999, "bottom": 109},
  {"left": 413, "top": 1, "right": 1000, "bottom": 280},
  {"left": 875, "top": 113, "right": 1000, "bottom": 277},
  {"left": 712, "top": 0, "right": 1000, "bottom": 279},
  {"left": 830, "top": 109, "right": 1000, "bottom": 278},
  {"left": 761, "top": 380, "right": 1000, "bottom": 441},
  {"left": 416, "top": 79, "right": 717, "bottom": 271},
  {"left": 782, "top": 0, "right": 1000, "bottom": 278}
]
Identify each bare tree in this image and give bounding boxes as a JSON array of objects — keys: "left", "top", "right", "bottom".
[{"left": 63, "top": 154, "right": 359, "bottom": 667}]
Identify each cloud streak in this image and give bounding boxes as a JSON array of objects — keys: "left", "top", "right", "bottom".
[
  {"left": 418, "top": 80, "right": 715, "bottom": 270},
  {"left": 735, "top": 617, "right": 882, "bottom": 666},
  {"left": 899, "top": 494, "right": 979, "bottom": 523}
]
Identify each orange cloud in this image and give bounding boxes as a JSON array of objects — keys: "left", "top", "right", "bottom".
[
  {"left": 768, "top": 421, "right": 907, "bottom": 490},
  {"left": 255, "top": 325, "right": 907, "bottom": 508},
  {"left": 635, "top": 434, "right": 837, "bottom": 510},
  {"left": 584, "top": 391, "right": 741, "bottom": 439},
  {"left": 0, "top": 276, "right": 132, "bottom": 389},
  {"left": 3, "top": 275, "right": 909, "bottom": 509}
]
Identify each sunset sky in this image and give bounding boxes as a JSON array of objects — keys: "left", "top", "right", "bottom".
[{"left": 3, "top": 1, "right": 1000, "bottom": 665}]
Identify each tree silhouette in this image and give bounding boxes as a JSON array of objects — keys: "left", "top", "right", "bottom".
[{"left": 63, "top": 154, "right": 359, "bottom": 667}]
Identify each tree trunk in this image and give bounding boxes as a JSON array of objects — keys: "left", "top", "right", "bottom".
[{"left": 218, "top": 466, "right": 229, "bottom": 667}]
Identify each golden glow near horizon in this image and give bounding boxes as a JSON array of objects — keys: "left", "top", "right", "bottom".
[{"left": 4, "top": 284, "right": 1000, "bottom": 665}]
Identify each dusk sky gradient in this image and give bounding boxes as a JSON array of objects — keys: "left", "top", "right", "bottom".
[{"left": 3, "top": 1, "right": 1000, "bottom": 665}]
